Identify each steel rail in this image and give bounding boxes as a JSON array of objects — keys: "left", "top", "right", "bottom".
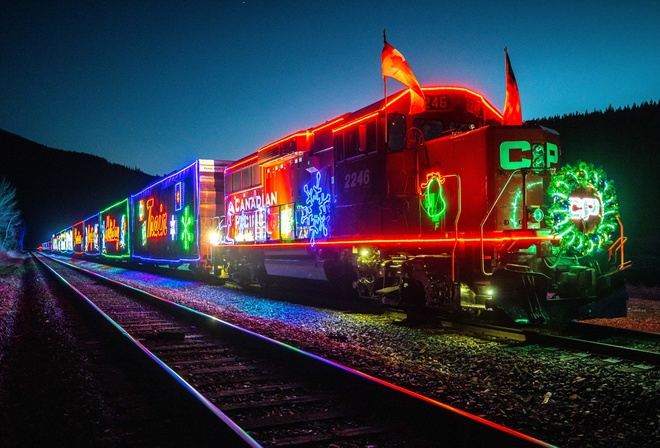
[
  {"left": 36, "top": 253, "right": 555, "bottom": 448},
  {"left": 34, "top": 253, "right": 262, "bottom": 447},
  {"left": 439, "top": 317, "right": 660, "bottom": 366},
  {"left": 523, "top": 321, "right": 660, "bottom": 366}
]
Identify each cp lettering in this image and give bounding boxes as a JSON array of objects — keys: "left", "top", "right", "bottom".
[{"left": 499, "top": 141, "right": 559, "bottom": 170}]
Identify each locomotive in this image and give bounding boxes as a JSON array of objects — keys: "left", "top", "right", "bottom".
[
  {"left": 213, "top": 86, "right": 630, "bottom": 324},
  {"left": 44, "top": 86, "right": 630, "bottom": 324}
]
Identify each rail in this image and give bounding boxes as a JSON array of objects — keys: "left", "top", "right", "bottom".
[{"left": 36, "top": 253, "right": 555, "bottom": 447}]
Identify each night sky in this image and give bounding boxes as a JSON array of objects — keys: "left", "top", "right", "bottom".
[{"left": 2, "top": 1, "right": 658, "bottom": 176}]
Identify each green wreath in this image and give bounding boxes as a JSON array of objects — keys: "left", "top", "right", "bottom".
[{"left": 546, "top": 161, "right": 619, "bottom": 255}]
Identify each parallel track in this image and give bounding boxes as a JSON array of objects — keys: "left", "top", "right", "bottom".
[
  {"left": 438, "top": 317, "right": 660, "bottom": 367},
  {"left": 35, "top": 253, "right": 553, "bottom": 448},
  {"left": 523, "top": 322, "right": 660, "bottom": 366}
]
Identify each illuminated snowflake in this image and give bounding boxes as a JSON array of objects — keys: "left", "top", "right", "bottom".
[
  {"left": 301, "top": 171, "right": 331, "bottom": 246},
  {"left": 180, "top": 206, "right": 194, "bottom": 250}
]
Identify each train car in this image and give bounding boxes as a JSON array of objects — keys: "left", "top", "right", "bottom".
[
  {"left": 56, "top": 226, "right": 73, "bottom": 254},
  {"left": 213, "top": 86, "right": 630, "bottom": 323},
  {"left": 83, "top": 213, "right": 101, "bottom": 257},
  {"left": 130, "top": 159, "right": 229, "bottom": 270},
  {"left": 72, "top": 220, "right": 85, "bottom": 255},
  {"left": 100, "top": 199, "right": 130, "bottom": 259}
]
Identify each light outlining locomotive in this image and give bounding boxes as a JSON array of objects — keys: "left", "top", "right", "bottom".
[
  {"left": 42, "top": 86, "right": 630, "bottom": 324},
  {"left": 213, "top": 86, "right": 630, "bottom": 323}
]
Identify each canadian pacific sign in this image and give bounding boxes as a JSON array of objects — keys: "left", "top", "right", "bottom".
[
  {"left": 227, "top": 188, "right": 278, "bottom": 215},
  {"left": 499, "top": 141, "right": 559, "bottom": 170}
]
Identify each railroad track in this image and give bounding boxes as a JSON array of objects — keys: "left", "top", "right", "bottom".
[
  {"left": 523, "top": 321, "right": 660, "bottom": 367},
  {"left": 34, "top": 253, "right": 553, "bottom": 447},
  {"left": 439, "top": 317, "right": 660, "bottom": 367}
]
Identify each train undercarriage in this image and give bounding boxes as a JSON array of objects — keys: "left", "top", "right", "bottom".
[{"left": 212, "top": 238, "right": 629, "bottom": 325}]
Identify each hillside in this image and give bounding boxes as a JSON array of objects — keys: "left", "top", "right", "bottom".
[{"left": 0, "top": 130, "right": 158, "bottom": 248}]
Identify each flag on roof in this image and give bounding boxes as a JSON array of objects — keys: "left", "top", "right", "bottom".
[
  {"left": 503, "top": 48, "right": 522, "bottom": 125},
  {"left": 382, "top": 41, "right": 426, "bottom": 114}
]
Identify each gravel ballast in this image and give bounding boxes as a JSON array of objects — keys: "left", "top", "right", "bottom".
[{"left": 2, "top": 254, "right": 659, "bottom": 447}]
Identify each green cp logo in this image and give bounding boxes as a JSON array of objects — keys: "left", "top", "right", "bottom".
[{"left": 499, "top": 141, "right": 559, "bottom": 171}]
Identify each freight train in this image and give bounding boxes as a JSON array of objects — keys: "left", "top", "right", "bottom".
[{"left": 42, "top": 86, "right": 630, "bottom": 324}]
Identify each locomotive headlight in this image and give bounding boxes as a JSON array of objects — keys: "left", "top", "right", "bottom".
[
  {"left": 209, "top": 231, "right": 220, "bottom": 246},
  {"left": 485, "top": 287, "right": 496, "bottom": 309}
]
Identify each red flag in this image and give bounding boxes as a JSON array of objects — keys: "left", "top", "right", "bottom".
[
  {"left": 382, "top": 41, "right": 425, "bottom": 114},
  {"left": 503, "top": 48, "right": 522, "bottom": 125}
]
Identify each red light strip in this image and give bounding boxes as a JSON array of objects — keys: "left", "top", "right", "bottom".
[
  {"left": 228, "top": 234, "right": 557, "bottom": 249},
  {"left": 333, "top": 89, "right": 411, "bottom": 132},
  {"left": 228, "top": 86, "right": 502, "bottom": 173},
  {"left": 422, "top": 86, "right": 504, "bottom": 119},
  {"left": 333, "top": 112, "right": 380, "bottom": 133},
  {"left": 226, "top": 154, "right": 258, "bottom": 173},
  {"left": 257, "top": 131, "right": 309, "bottom": 153},
  {"left": 310, "top": 115, "right": 348, "bottom": 132}
]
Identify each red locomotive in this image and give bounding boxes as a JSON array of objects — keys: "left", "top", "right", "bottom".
[{"left": 214, "top": 86, "right": 630, "bottom": 323}]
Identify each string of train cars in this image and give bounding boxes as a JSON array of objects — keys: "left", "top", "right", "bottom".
[{"left": 42, "top": 85, "right": 631, "bottom": 324}]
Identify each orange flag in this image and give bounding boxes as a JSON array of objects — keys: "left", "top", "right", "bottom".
[
  {"left": 503, "top": 48, "right": 522, "bottom": 125},
  {"left": 382, "top": 41, "right": 426, "bottom": 114}
]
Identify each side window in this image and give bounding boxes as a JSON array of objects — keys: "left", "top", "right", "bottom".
[
  {"left": 232, "top": 171, "right": 241, "bottom": 192},
  {"left": 387, "top": 113, "right": 406, "bottom": 151},
  {"left": 345, "top": 129, "right": 358, "bottom": 158},
  {"left": 334, "top": 133, "right": 344, "bottom": 162},
  {"left": 360, "top": 121, "right": 377, "bottom": 153},
  {"left": 252, "top": 165, "right": 261, "bottom": 186},
  {"left": 241, "top": 167, "right": 251, "bottom": 189}
]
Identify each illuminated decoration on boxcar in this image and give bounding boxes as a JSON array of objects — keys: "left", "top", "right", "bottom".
[
  {"left": 145, "top": 197, "right": 169, "bottom": 240},
  {"left": 547, "top": 161, "right": 619, "bottom": 255},
  {"left": 58, "top": 227, "right": 73, "bottom": 253},
  {"left": 130, "top": 160, "right": 201, "bottom": 262},
  {"left": 73, "top": 221, "right": 84, "bottom": 254},
  {"left": 175, "top": 181, "right": 183, "bottom": 211},
  {"left": 84, "top": 214, "right": 100, "bottom": 256},
  {"left": 180, "top": 206, "right": 194, "bottom": 250},
  {"left": 100, "top": 199, "right": 130, "bottom": 258}
]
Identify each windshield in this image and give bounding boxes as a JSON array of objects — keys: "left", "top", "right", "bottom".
[{"left": 413, "top": 118, "right": 444, "bottom": 141}]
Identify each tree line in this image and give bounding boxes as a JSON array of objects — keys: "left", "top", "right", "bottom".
[{"left": 0, "top": 178, "right": 22, "bottom": 251}]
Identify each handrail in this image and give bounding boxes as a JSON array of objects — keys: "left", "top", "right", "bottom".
[
  {"left": 480, "top": 169, "right": 522, "bottom": 276},
  {"left": 441, "top": 174, "right": 461, "bottom": 281},
  {"left": 609, "top": 215, "right": 632, "bottom": 270}
]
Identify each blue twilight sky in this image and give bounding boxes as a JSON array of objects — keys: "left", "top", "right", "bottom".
[{"left": 1, "top": 0, "right": 658, "bottom": 176}]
